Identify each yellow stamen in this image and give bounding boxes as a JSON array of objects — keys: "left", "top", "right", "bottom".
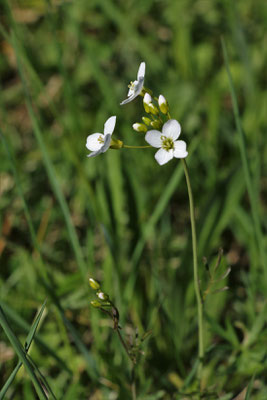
[{"left": 161, "top": 135, "right": 174, "bottom": 151}]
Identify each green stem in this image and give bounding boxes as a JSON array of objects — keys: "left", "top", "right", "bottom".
[
  {"left": 131, "top": 368, "right": 137, "bottom": 400},
  {"left": 181, "top": 159, "right": 204, "bottom": 376},
  {"left": 116, "top": 329, "right": 136, "bottom": 399},
  {"left": 123, "top": 145, "right": 152, "bottom": 149}
]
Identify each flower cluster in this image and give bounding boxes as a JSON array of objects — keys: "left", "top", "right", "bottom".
[
  {"left": 86, "top": 62, "right": 188, "bottom": 165},
  {"left": 89, "top": 278, "right": 111, "bottom": 307}
]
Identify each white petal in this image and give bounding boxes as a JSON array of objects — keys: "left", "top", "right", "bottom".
[
  {"left": 120, "top": 63, "right": 145, "bottom": 105},
  {"left": 120, "top": 94, "right": 136, "bottom": 105},
  {"left": 101, "top": 134, "right": 112, "bottom": 153},
  {"left": 155, "top": 148, "right": 174, "bottom": 165},
  {"left": 87, "top": 135, "right": 111, "bottom": 158},
  {"left": 134, "top": 77, "right": 144, "bottom": 94},
  {"left": 158, "top": 94, "right": 167, "bottom": 106},
  {"left": 137, "top": 62, "right": 146, "bottom": 79},
  {"left": 104, "top": 116, "right": 116, "bottom": 135},
  {"left": 86, "top": 133, "right": 104, "bottom": 151},
  {"left": 173, "top": 140, "right": 188, "bottom": 158},
  {"left": 120, "top": 78, "right": 144, "bottom": 105},
  {"left": 143, "top": 93, "right": 152, "bottom": 104},
  {"left": 127, "top": 80, "right": 138, "bottom": 96},
  {"left": 145, "top": 130, "right": 162, "bottom": 148},
  {"left": 162, "top": 119, "right": 181, "bottom": 140}
]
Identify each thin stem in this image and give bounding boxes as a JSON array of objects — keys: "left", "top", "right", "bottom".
[
  {"left": 131, "top": 368, "right": 137, "bottom": 400},
  {"left": 181, "top": 159, "right": 204, "bottom": 376},
  {"left": 116, "top": 329, "right": 137, "bottom": 399},
  {"left": 123, "top": 145, "right": 152, "bottom": 149},
  {"left": 108, "top": 303, "right": 136, "bottom": 399},
  {"left": 116, "top": 329, "right": 134, "bottom": 365}
]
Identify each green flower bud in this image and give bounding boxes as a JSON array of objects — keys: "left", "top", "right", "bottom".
[
  {"left": 143, "top": 93, "right": 152, "bottom": 113},
  {"left": 90, "top": 300, "right": 102, "bottom": 308},
  {"left": 142, "top": 117, "right": 151, "bottom": 126},
  {"left": 132, "top": 123, "right": 147, "bottom": 133},
  {"left": 158, "top": 95, "right": 169, "bottom": 114},
  {"left": 97, "top": 291, "right": 109, "bottom": 301},
  {"left": 89, "top": 278, "right": 100, "bottom": 290},
  {"left": 150, "top": 120, "right": 162, "bottom": 129},
  {"left": 110, "top": 138, "right": 123, "bottom": 149},
  {"left": 149, "top": 103, "right": 159, "bottom": 115}
]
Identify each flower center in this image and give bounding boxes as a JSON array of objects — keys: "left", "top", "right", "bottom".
[
  {"left": 98, "top": 135, "right": 104, "bottom": 144},
  {"left": 161, "top": 135, "right": 174, "bottom": 151},
  {"left": 128, "top": 81, "right": 135, "bottom": 90}
]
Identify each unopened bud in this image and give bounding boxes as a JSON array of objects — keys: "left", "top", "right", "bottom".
[
  {"left": 132, "top": 123, "right": 147, "bottom": 133},
  {"left": 158, "top": 95, "right": 169, "bottom": 114},
  {"left": 149, "top": 103, "right": 159, "bottom": 115},
  {"left": 90, "top": 300, "right": 102, "bottom": 308},
  {"left": 143, "top": 93, "right": 152, "bottom": 113},
  {"left": 150, "top": 120, "right": 162, "bottom": 130},
  {"left": 97, "top": 291, "right": 109, "bottom": 301},
  {"left": 89, "top": 278, "right": 100, "bottom": 290},
  {"left": 142, "top": 117, "right": 151, "bottom": 126},
  {"left": 110, "top": 138, "right": 123, "bottom": 149}
]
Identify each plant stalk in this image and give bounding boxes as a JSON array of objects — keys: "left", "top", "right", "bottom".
[
  {"left": 123, "top": 145, "right": 152, "bottom": 149},
  {"left": 181, "top": 159, "right": 204, "bottom": 376}
]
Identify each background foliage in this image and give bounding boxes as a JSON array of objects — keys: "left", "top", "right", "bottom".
[{"left": 0, "top": 0, "right": 266, "bottom": 398}]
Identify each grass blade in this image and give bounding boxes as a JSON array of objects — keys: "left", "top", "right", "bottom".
[
  {"left": 1, "top": 132, "right": 99, "bottom": 380},
  {"left": 0, "top": 306, "right": 48, "bottom": 400},
  {"left": 8, "top": 23, "right": 87, "bottom": 279},
  {"left": 0, "top": 301, "right": 47, "bottom": 399},
  {"left": 0, "top": 363, "right": 21, "bottom": 400},
  {"left": 245, "top": 374, "right": 255, "bottom": 400},
  {"left": 0, "top": 300, "right": 72, "bottom": 375},
  {"left": 221, "top": 37, "right": 267, "bottom": 282},
  {"left": 24, "top": 300, "right": 47, "bottom": 351}
]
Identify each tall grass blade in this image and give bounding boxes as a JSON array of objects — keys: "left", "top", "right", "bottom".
[
  {"left": 0, "top": 300, "right": 71, "bottom": 375},
  {"left": 9, "top": 25, "right": 87, "bottom": 279},
  {"left": 0, "top": 306, "right": 48, "bottom": 400},
  {"left": 221, "top": 38, "right": 267, "bottom": 282},
  {"left": 0, "top": 301, "right": 47, "bottom": 399},
  {"left": 245, "top": 374, "right": 255, "bottom": 400},
  {"left": 1, "top": 133, "right": 99, "bottom": 380}
]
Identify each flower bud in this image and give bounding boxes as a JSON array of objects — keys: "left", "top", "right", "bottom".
[
  {"left": 97, "top": 291, "right": 109, "bottom": 301},
  {"left": 149, "top": 103, "right": 159, "bottom": 115},
  {"left": 132, "top": 123, "right": 147, "bottom": 133},
  {"left": 158, "top": 94, "right": 169, "bottom": 114},
  {"left": 89, "top": 278, "right": 100, "bottom": 290},
  {"left": 110, "top": 138, "right": 123, "bottom": 149},
  {"left": 90, "top": 300, "right": 102, "bottom": 308},
  {"left": 150, "top": 120, "right": 162, "bottom": 129},
  {"left": 143, "top": 93, "right": 152, "bottom": 113},
  {"left": 142, "top": 117, "right": 151, "bottom": 126}
]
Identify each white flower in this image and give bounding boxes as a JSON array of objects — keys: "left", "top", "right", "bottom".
[
  {"left": 145, "top": 119, "right": 188, "bottom": 165},
  {"left": 86, "top": 116, "right": 116, "bottom": 158},
  {"left": 120, "top": 62, "right": 146, "bottom": 105}
]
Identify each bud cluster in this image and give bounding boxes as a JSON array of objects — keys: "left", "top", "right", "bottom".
[
  {"left": 89, "top": 278, "right": 112, "bottom": 308},
  {"left": 132, "top": 91, "right": 170, "bottom": 133}
]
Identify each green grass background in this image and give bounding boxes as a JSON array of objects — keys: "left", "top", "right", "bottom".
[{"left": 0, "top": 0, "right": 266, "bottom": 398}]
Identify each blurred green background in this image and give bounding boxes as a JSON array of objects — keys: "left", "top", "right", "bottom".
[{"left": 0, "top": 0, "right": 267, "bottom": 399}]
